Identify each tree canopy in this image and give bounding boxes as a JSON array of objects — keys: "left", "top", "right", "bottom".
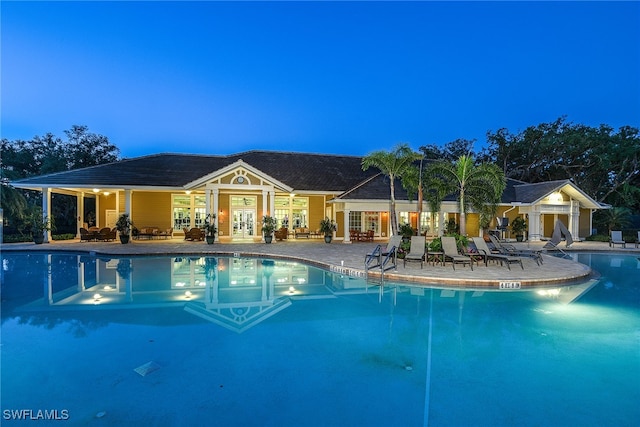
[
  {"left": 480, "top": 117, "right": 640, "bottom": 211},
  {"left": 1, "top": 125, "right": 119, "bottom": 237},
  {"left": 362, "top": 144, "right": 422, "bottom": 235},
  {"left": 424, "top": 155, "right": 506, "bottom": 235}
]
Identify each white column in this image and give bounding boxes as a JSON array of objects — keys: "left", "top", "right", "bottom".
[
  {"left": 529, "top": 206, "right": 542, "bottom": 241},
  {"left": 262, "top": 190, "right": 268, "bottom": 215},
  {"left": 569, "top": 200, "right": 580, "bottom": 239},
  {"left": 343, "top": 209, "right": 351, "bottom": 243},
  {"left": 212, "top": 189, "right": 219, "bottom": 242},
  {"left": 42, "top": 187, "right": 52, "bottom": 243},
  {"left": 269, "top": 191, "right": 275, "bottom": 217},
  {"left": 124, "top": 189, "right": 132, "bottom": 238},
  {"left": 77, "top": 192, "right": 84, "bottom": 236},
  {"left": 206, "top": 189, "right": 212, "bottom": 216}
]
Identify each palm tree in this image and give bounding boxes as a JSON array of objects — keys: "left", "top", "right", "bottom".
[
  {"left": 425, "top": 155, "right": 505, "bottom": 236},
  {"left": 362, "top": 144, "right": 422, "bottom": 236}
]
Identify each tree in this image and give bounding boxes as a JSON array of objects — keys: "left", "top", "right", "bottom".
[
  {"left": 425, "top": 155, "right": 506, "bottom": 236},
  {"left": 481, "top": 117, "right": 640, "bottom": 211},
  {"left": 1, "top": 125, "right": 120, "bottom": 237},
  {"left": 362, "top": 144, "right": 422, "bottom": 236},
  {"left": 65, "top": 125, "right": 119, "bottom": 169},
  {"left": 420, "top": 138, "right": 476, "bottom": 162}
]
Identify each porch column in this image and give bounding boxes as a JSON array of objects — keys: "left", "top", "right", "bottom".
[
  {"left": 42, "top": 187, "right": 52, "bottom": 243},
  {"left": 77, "top": 192, "right": 85, "bottom": 236},
  {"left": 124, "top": 189, "right": 132, "bottom": 238},
  {"left": 529, "top": 205, "right": 542, "bottom": 241},
  {"left": 212, "top": 189, "right": 219, "bottom": 242},
  {"left": 343, "top": 209, "right": 351, "bottom": 243},
  {"left": 204, "top": 188, "right": 211, "bottom": 219},
  {"left": 569, "top": 200, "right": 580, "bottom": 240},
  {"left": 261, "top": 190, "right": 268, "bottom": 216},
  {"left": 269, "top": 191, "right": 275, "bottom": 217}
]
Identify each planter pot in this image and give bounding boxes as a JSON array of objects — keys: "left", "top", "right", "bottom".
[
  {"left": 324, "top": 235, "right": 332, "bottom": 243},
  {"left": 119, "top": 235, "right": 130, "bottom": 244},
  {"left": 264, "top": 235, "right": 273, "bottom": 244},
  {"left": 402, "top": 237, "right": 410, "bottom": 244},
  {"left": 206, "top": 236, "right": 215, "bottom": 244},
  {"left": 33, "top": 234, "right": 44, "bottom": 245},
  {"left": 516, "top": 235, "right": 524, "bottom": 242}
]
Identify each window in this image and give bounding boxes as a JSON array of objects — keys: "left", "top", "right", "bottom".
[
  {"left": 173, "top": 194, "right": 206, "bottom": 230},
  {"left": 274, "top": 196, "right": 308, "bottom": 228},
  {"left": 348, "top": 212, "right": 362, "bottom": 231},
  {"left": 420, "top": 212, "right": 439, "bottom": 236}
]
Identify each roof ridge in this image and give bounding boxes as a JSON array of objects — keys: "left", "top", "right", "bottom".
[{"left": 337, "top": 172, "right": 383, "bottom": 199}]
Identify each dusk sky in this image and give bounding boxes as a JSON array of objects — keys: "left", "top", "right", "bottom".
[{"left": 2, "top": 1, "right": 639, "bottom": 159}]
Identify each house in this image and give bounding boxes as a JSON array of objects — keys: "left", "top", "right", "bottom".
[{"left": 12, "top": 150, "right": 605, "bottom": 243}]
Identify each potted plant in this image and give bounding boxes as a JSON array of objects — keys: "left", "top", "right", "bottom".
[
  {"left": 203, "top": 213, "right": 217, "bottom": 244},
  {"left": 115, "top": 213, "right": 133, "bottom": 244},
  {"left": 319, "top": 217, "right": 337, "bottom": 243},
  {"left": 27, "top": 208, "right": 55, "bottom": 244},
  {"left": 262, "top": 215, "right": 277, "bottom": 243},
  {"left": 398, "top": 223, "right": 414, "bottom": 243},
  {"left": 511, "top": 216, "right": 527, "bottom": 242}
]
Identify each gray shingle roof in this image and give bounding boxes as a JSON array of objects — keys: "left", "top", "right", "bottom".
[{"left": 13, "top": 151, "right": 379, "bottom": 191}]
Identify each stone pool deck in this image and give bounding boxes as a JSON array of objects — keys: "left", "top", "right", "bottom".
[{"left": 4, "top": 238, "right": 639, "bottom": 289}]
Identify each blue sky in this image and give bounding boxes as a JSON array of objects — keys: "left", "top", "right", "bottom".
[{"left": 2, "top": 1, "right": 639, "bottom": 158}]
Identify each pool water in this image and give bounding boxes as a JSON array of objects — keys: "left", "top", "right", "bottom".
[{"left": 1, "top": 252, "right": 638, "bottom": 426}]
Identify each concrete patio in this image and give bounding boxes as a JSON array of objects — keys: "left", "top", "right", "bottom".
[{"left": 4, "top": 237, "right": 639, "bottom": 289}]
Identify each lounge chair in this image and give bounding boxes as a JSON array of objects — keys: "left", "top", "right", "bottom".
[
  {"left": 382, "top": 235, "right": 402, "bottom": 258},
  {"left": 404, "top": 236, "right": 426, "bottom": 268},
  {"left": 609, "top": 230, "right": 626, "bottom": 248},
  {"left": 488, "top": 235, "right": 543, "bottom": 265},
  {"left": 472, "top": 237, "right": 523, "bottom": 270},
  {"left": 442, "top": 236, "right": 473, "bottom": 270},
  {"left": 366, "top": 235, "right": 401, "bottom": 266}
]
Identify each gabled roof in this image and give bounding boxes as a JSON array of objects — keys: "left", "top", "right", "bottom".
[
  {"left": 513, "top": 179, "right": 602, "bottom": 208},
  {"left": 12, "top": 151, "right": 378, "bottom": 192}
]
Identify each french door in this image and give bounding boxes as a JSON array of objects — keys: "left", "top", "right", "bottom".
[{"left": 232, "top": 209, "right": 255, "bottom": 239}]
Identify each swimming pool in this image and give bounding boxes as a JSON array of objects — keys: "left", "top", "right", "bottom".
[{"left": 1, "top": 252, "right": 638, "bottom": 426}]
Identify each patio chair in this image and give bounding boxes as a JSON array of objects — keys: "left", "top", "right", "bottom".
[
  {"left": 441, "top": 236, "right": 473, "bottom": 270},
  {"left": 472, "top": 237, "right": 523, "bottom": 270},
  {"left": 381, "top": 235, "right": 402, "bottom": 258},
  {"left": 80, "top": 227, "right": 94, "bottom": 242},
  {"left": 404, "top": 236, "right": 426, "bottom": 268},
  {"left": 488, "top": 235, "right": 543, "bottom": 266},
  {"left": 157, "top": 227, "right": 173, "bottom": 239},
  {"left": 274, "top": 227, "right": 288, "bottom": 241},
  {"left": 98, "top": 227, "right": 117, "bottom": 242},
  {"left": 609, "top": 230, "right": 626, "bottom": 248},
  {"left": 184, "top": 228, "right": 204, "bottom": 241}
]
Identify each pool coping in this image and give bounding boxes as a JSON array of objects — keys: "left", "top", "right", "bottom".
[{"left": 3, "top": 239, "right": 629, "bottom": 290}]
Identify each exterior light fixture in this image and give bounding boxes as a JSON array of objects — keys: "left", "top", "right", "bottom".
[
  {"left": 289, "top": 286, "right": 295, "bottom": 294},
  {"left": 93, "top": 293, "right": 102, "bottom": 302},
  {"left": 185, "top": 290, "right": 192, "bottom": 299}
]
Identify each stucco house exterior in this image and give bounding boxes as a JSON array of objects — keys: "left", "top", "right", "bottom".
[{"left": 12, "top": 150, "right": 605, "bottom": 243}]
